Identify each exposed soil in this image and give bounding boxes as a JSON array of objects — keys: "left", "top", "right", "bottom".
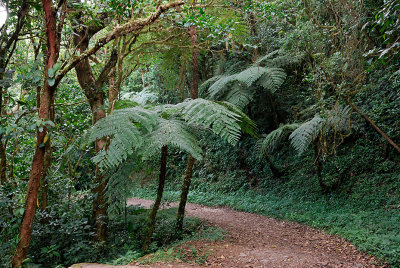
[{"left": 72, "top": 198, "right": 385, "bottom": 268}]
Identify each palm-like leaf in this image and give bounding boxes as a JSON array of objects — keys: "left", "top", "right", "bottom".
[
  {"left": 204, "top": 52, "right": 288, "bottom": 108},
  {"left": 259, "top": 123, "right": 300, "bottom": 154},
  {"left": 80, "top": 99, "right": 255, "bottom": 169},
  {"left": 142, "top": 118, "right": 202, "bottom": 160},
  {"left": 289, "top": 116, "right": 324, "bottom": 155}
]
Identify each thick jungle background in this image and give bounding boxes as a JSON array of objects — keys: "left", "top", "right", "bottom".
[{"left": 0, "top": 0, "right": 399, "bottom": 267}]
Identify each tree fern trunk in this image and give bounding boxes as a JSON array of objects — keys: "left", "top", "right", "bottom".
[
  {"left": 263, "top": 152, "right": 283, "bottom": 179},
  {"left": 176, "top": 155, "right": 195, "bottom": 235},
  {"left": 143, "top": 145, "right": 168, "bottom": 251},
  {"left": 176, "top": 18, "right": 199, "bottom": 234},
  {"left": 266, "top": 91, "right": 280, "bottom": 129}
]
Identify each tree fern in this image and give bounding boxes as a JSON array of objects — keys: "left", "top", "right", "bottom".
[
  {"left": 218, "top": 101, "right": 258, "bottom": 138},
  {"left": 258, "top": 123, "right": 300, "bottom": 154},
  {"left": 80, "top": 98, "right": 255, "bottom": 170},
  {"left": 256, "top": 67, "right": 286, "bottom": 93},
  {"left": 289, "top": 105, "right": 353, "bottom": 155},
  {"left": 176, "top": 98, "right": 245, "bottom": 145},
  {"left": 289, "top": 116, "right": 324, "bottom": 155},
  {"left": 141, "top": 118, "right": 202, "bottom": 160},
  {"left": 235, "top": 67, "right": 269, "bottom": 87},
  {"left": 81, "top": 107, "right": 158, "bottom": 169},
  {"left": 224, "top": 84, "right": 254, "bottom": 109},
  {"left": 207, "top": 74, "right": 238, "bottom": 99},
  {"left": 255, "top": 50, "right": 303, "bottom": 68},
  {"left": 204, "top": 52, "right": 288, "bottom": 109}
]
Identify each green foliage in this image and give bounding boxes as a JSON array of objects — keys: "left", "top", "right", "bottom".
[
  {"left": 205, "top": 52, "right": 287, "bottom": 109},
  {"left": 81, "top": 107, "right": 157, "bottom": 169},
  {"left": 258, "top": 123, "right": 300, "bottom": 154},
  {"left": 289, "top": 116, "right": 324, "bottom": 155},
  {"left": 143, "top": 118, "right": 202, "bottom": 160},
  {"left": 81, "top": 99, "right": 255, "bottom": 170}
]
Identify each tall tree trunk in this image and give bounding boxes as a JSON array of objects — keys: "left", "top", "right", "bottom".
[
  {"left": 73, "top": 27, "right": 118, "bottom": 242},
  {"left": 91, "top": 99, "right": 108, "bottom": 243},
  {"left": 176, "top": 19, "right": 199, "bottom": 234},
  {"left": 0, "top": 1, "right": 30, "bottom": 186},
  {"left": 143, "top": 145, "right": 168, "bottom": 251},
  {"left": 12, "top": 1, "right": 60, "bottom": 266},
  {"left": 40, "top": 104, "right": 54, "bottom": 213}
]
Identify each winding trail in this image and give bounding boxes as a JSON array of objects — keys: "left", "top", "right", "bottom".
[{"left": 72, "top": 198, "right": 384, "bottom": 268}]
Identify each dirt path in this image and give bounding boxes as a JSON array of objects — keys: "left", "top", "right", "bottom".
[{"left": 72, "top": 199, "right": 384, "bottom": 268}]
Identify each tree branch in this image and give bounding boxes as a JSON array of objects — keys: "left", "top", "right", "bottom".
[{"left": 56, "top": 1, "right": 184, "bottom": 87}]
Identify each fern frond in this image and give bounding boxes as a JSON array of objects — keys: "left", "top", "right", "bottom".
[
  {"left": 218, "top": 101, "right": 258, "bottom": 138},
  {"left": 256, "top": 50, "right": 303, "bottom": 68},
  {"left": 207, "top": 74, "right": 237, "bottom": 99},
  {"left": 236, "top": 67, "right": 268, "bottom": 87},
  {"left": 205, "top": 53, "right": 288, "bottom": 108},
  {"left": 254, "top": 50, "right": 281, "bottom": 65},
  {"left": 81, "top": 107, "right": 158, "bottom": 169},
  {"left": 289, "top": 116, "right": 324, "bottom": 155},
  {"left": 176, "top": 98, "right": 244, "bottom": 145},
  {"left": 325, "top": 105, "right": 352, "bottom": 132},
  {"left": 260, "top": 123, "right": 300, "bottom": 154},
  {"left": 142, "top": 118, "right": 202, "bottom": 160},
  {"left": 257, "top": 68, "right": 286, "bottom": 93},
  {"left": 224, "top": 84, "right": 254, "bottom": 109},
  {"left": 105, "top": 159, "right": 137, "bottom": 217}
]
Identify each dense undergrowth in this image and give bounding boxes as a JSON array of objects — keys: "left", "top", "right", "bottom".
[
  {"left": 1, "top": 200, "right": 217, "bottom": 267},
  {"left": 132, "top": 136, "right": 400, "bottom": 267}
]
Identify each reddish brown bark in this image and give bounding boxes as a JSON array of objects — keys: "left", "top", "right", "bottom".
[{"left": 12, "top": 1, "right": 60, "bottom": 267}]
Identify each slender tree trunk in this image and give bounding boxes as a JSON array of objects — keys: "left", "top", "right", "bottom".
[
  {"left": 313, "top": 140, "right": 326, "bottom": 191},
  {"left": 91, "top": 99, "right": 108, "bottom": 243},
  {"left": 176, "top": 20, "right": 199, "bottom": 234},
  {"left": 266, "top": 91, "right": 280, "bottom": 129},
  {"left": 0, "top": 62, "right": 6, "bottom": 185},
  {"left": 176, "top": 155, "right": 195, "bottom": 234},
  {"left": 40, "top": 142, "right": 51, "bottom": 212},
  {"left": 12, "top": 1, "right": 60, "bottom": 266},
  {"left": 143, "top": 145, "right": 168, "bottom": 251},
  {"left": 346, "top": 97, "right": 400, "bottom": 154},
  {"left": 0, "top": 141, "right": 7, "bottom": 184}
]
